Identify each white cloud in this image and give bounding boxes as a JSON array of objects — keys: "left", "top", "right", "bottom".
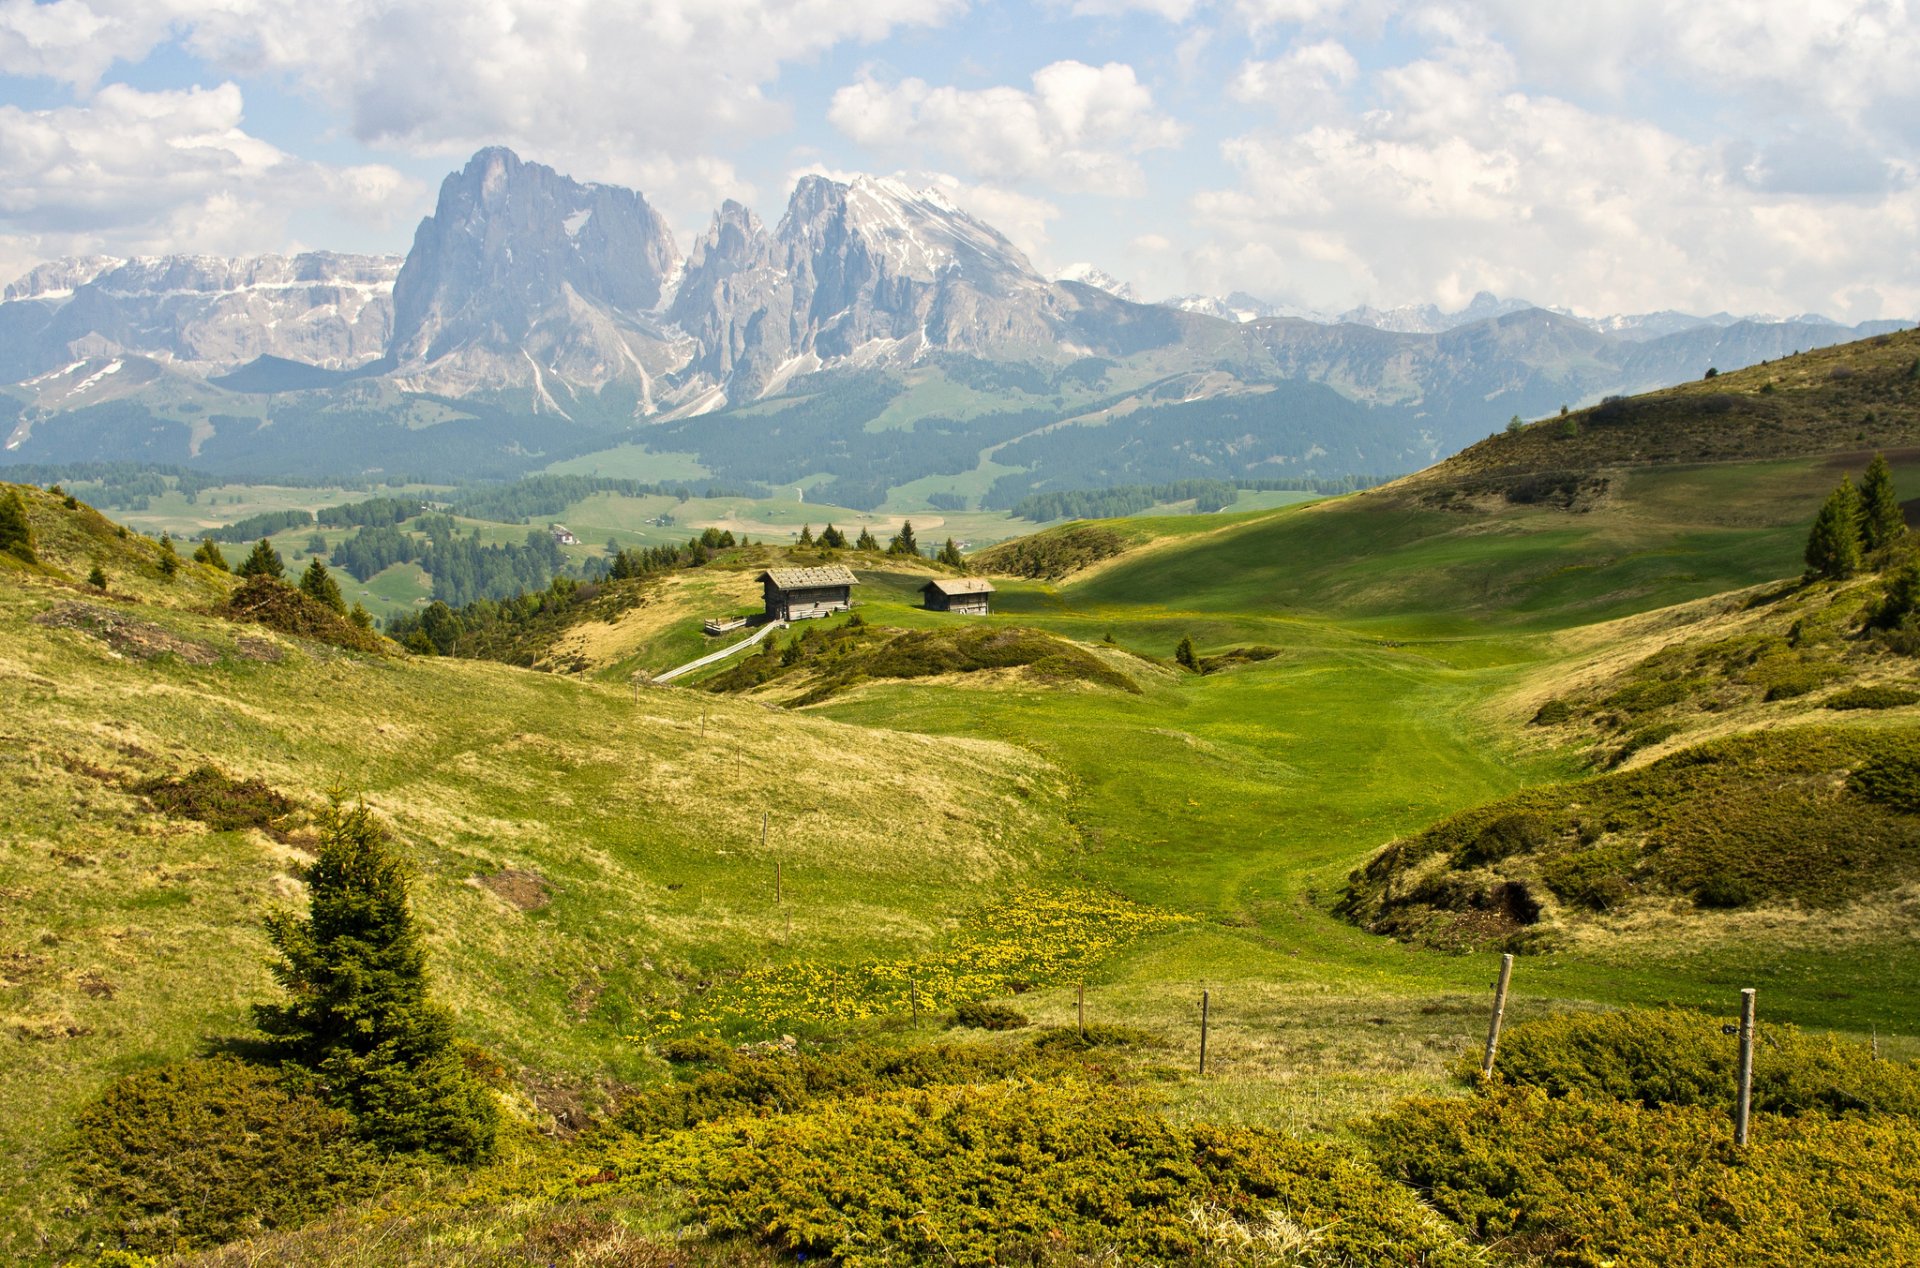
[
  {"left": 1189, "top": 23, "right": 1920, "bottom": 320},
  {"left": 1061, "top": 0, "right": 1205, "bottom": 20},
  {"left": 829, "top": 60, "right": 1183, "bottom": 196},
  {"left": 1229, "top": 37, "right": 1358, "bottom": 117},
  {"left": 0, "top": 0, "right": 964, "bottom": 231},
  {"left": 0, "top": 82, "right": 417, "bottom": 283}
]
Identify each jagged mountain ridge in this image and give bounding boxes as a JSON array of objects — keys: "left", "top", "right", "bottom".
[{"left": 0, "top": 145, "right": 1912, "bottom": 492}]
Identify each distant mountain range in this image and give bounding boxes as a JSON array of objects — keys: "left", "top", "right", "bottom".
[{"left": 0, "top": 146, "right": 1908, "bottom": 504}]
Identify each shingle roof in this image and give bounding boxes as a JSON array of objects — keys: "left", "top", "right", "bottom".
[
  {"left": 759, "top": 566, "right": 860, "bottom": 590},
  {"left": 923, "top": 577, "right": 995, "bottom": 596}
]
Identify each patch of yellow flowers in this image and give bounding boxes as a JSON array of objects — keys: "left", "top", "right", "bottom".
[{"left": 644, "top": 887, "right": 1187, "bottom": 1033}]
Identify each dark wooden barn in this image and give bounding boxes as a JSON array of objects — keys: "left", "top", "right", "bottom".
[
  {"left": 759, "top": 565, "right": 859, "bottom": 621},
  {"left": 921, "top": 576, "right": 995, "bottom": 615}
]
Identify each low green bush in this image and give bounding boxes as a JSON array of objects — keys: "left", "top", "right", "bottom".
[
  {"left": 1029, "top": 1023, "right": 1162, "bottom": 1053},
  {"left": 612, "top": 1041, "right": 1097, "bottom": 1139},
  {"left": 1476, "top": 1008, "right": 1920, "bottom": 1118},
  {"left": 129, "top": 765, "right": 295, "bottom": 832},
  {"left": 644, "top": 1081, "right": 1479, "bottom": 1267},
  {"left": 1531, "top": 698, "right": 1575, "bottom": 725},
  {"left": 68, "top": 1058, "right": 382, "bottom": 1252},
  {"left": 949, "top": 998, "right": 1030, "bottom": 1030},
  {"left": 1366, "top": 1088, "right": 1920, "bottom": 1267},
  {"left": 1825, "top": 684, "right": 1920, "bottom": 710}
]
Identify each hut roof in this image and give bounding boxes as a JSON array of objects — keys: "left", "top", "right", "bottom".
[
  {"left": 759, "top": 565, "right": 859, "bottom": 590},
  {"left": 923, "top": 576, "right": 996, "bottom": 596}
]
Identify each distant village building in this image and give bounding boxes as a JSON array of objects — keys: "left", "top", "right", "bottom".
[
  {"left": 759, "top": 565, "right": 858, "bottom": 621},
  {"left": 922, "top": 577, "right": 995, "bottom": 615},
  {"left": 550, "top": 524, "right": 580, "bottom": 545}
]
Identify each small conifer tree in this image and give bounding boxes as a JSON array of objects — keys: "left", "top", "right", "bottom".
[
  {"left": 257, "top": 795, "right": 497, "bottom": 1162},
  {"left": 1806, "top": 479, "right": 1865, "bottom": 580},
  {"left": 158, "top": 533, "right": 179, "bottom": 579},
  {"left": 1859, "top": 454, "right": 1904, "bottom": 554},
  {"left": 936, "top": 538, "right": 965, "bottom": 568},
  {"left": 797, "top": 524, "right": 814, "bottom": 547},
  {"left": 1175, "top": 635, "right": 1198, "bottom": 671},
  {"left": 819, "top": 524, "right": 847, "bottom": 549},
  {"left": 239, "top": 538, "right": 285, "bottom": 580},
  {"left": 0, "top": 488, "right": 34, "bottom": 563},
  {"left": 888, "top": 520, "right": 919, "bottom": 557},
  {"left": 194, "top": 537, "right": 230, "bottom": 571},
  {"left": 349, "top": 603, "right": 374, "bottom": 630},
  {"left": 87, "top": 562, "right": 107, "bottom": 590},
  {"left": 299, "top": 558, "right": 347, "bottom": 613},
  {"left": 855, "top": 527, "right": 879, "bottom": 552}
]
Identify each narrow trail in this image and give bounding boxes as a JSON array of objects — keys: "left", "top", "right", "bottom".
[{"left": 654, "top": 620, "right": 786, "bottom": 683}]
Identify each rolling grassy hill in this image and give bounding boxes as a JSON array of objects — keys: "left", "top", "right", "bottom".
[{"left": 8, "top": 332, "right": 1920, "bottom": 1264}]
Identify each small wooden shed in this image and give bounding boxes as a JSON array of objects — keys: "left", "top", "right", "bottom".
[
  {"left": 759, "top": 565, "right": 858, "bottom": 621},
  {"left": 922, "top": 576, "right": 995, "bottom": 615}
]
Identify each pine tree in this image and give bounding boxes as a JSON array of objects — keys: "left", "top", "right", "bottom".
[
  {"left": 819, "top": 524, "right": 847, "bottom": 549},
  {"left": 87, "top": 562, "right": 107, "bottom": 591},
  {"left": 194, "top": 537, "right": 230, "bottom": 571},
  {"left": 349, "top": 603, "right": 374, "bottom": 630},
  {"left": 888, "top": 520, "right": 919, "bottom": 557},
  {"left": 797, "top": 524, "right": 814, "bottom": 547},
  {"left": 855, "top": 527, "right": 879, "bottom": 552},
  {"left": 1806, "top": 479, "right": 1865, "bottom": 580},
  {"left": 257, "top": 795, "right": 497, "bottom": 1162},
  {"left": 0, "top": 488, "right": 35, "bottom": 563},
  {"left": 157, "top": 532, "right": 179, "bottom": 579},
  {"left": 936, "top": 538, "right": 964, "bottom": 568},
  {"left": 300, "top": 558, "right": 347, "bottom": 613},
  {"left": 239, "top": 538, "right": 285, "bottom": 580},
  {"left": 1175, "top": 635, "right": 1199, "bottom": 671},
  {"left": 1859, "top": 454, "right": 1904, "bottom": 554}
]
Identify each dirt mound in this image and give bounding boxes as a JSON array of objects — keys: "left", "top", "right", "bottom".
[{"left": 33, "top": 602, "right": 230, "bottom": 665}]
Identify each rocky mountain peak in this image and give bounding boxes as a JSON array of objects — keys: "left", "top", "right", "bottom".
[{"left": 387, "top": 147, "right": 682, "bottom": 371}]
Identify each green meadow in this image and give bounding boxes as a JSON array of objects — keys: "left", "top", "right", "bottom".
[{"left": 6, "top": 334, "right": 1920, "bottom": 1262}]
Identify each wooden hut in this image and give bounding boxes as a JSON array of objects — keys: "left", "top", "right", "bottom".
[
  {"left": 922, "top": 576, "right": 995, "bottom": 615},
  {"left": 758, "top": 565, "right": 858, "bottom": 621}
]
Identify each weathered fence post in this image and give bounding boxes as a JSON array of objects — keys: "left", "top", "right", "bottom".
[
  {"left": 1199, "top": 989, "right": 1210, "bottom": 1075},
  {"left": 1481, "top": 953, "right": 1514, "bottom": 1079},
  {"left": 910, "top": 976, "right": 921, "bottom": 1030},
  {"left": 1077, "top": 983, "right": 1086, "bottom": 1036},
  {"left": 1736, "top": 988, "right": 1756, "bottom": 1147}
]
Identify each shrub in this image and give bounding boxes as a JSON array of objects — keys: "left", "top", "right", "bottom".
[
  {"left": 1825, "top": 685, "right": 1920, "bottom": 710},
  {"left": 1531, "top": 698, "right": 1574, "bottom": 726},
  {"left": 0, "top": 487, "right": 35, "bottom": 563},
  {"left": 647, "top": 1082, "right": 1480, "bottom": 1267},
  {"left": 1029, "top": 1023, "right": 1162, "bottom": 1053},
  {"left": 949, "top": 999, "right": 1030, "bottom": 1031},
  {"left": 221, "top": 575, "right": 386, "bottom": 653},
  {"left": 130, "top": 765, "right": 295, "bottom": 832},
  {"left": 68, "top": 1057, "right": 381, "bottom": 1252},
  {"left": 1366, "top": 1088, "right": 1920, "bottom": 1267},
  {"left": 1457, "top": 811, "right": 1551, "bottom": 865},
  {"left": 1476, "top": 1007, "right": 1920, "bottom": 1118},
  {"left": 1850, "top": 748, "right": 1920, "bottom": 812}
]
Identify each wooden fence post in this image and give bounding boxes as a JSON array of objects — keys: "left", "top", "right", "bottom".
[
  {"left": 1736, "top": 988, "right": 1756, "bottom": 1147},
  {"left": 1077, "top": 983, "right": 1086, "bottom": 1036},
  {"left": 1481, "top": 953, "right": 1514, "bottom": 1079},
  {"left": 775, "top": 860, "right": 783, "bottom": 906},
  {"left": 1199, "top": 989, "right": 1210, "bottom": 1075},
  {"left": 910, "top": 976, "right": 920, "bottom": 1030}
]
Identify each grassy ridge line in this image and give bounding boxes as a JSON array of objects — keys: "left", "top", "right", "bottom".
[{"left": 0, "top": 575, "right": 1081, "bottom": 1254}]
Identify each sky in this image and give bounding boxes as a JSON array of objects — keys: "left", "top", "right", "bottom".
[{"left": 0, "top": 0, "right": 1915, "bottom": 321}]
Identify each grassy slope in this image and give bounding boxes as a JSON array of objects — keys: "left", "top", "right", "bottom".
[
  {"left": 12, "top": 333, "right": 1920, "bottom": 1259},
  {"left": 0, "top": 505, "right": 1076, "bottom": 1252}
]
